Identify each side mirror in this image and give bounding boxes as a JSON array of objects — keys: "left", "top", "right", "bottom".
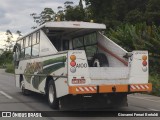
[
  {"left": 13, "top": 45, "right": 17, "bottom": 52},
  {"left": 13, "top": 45, "right": 20, "bottom": 62},
  {"left": 13, "top": 52, "right": 16, "bottom": 61},
  {"left": 123, "top": 52, "right": 133, "bottom": 59}
]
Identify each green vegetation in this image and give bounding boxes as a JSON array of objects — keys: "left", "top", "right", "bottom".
[
  {"left": 0, "top": 51, "right": 13, "bottom": 64},
  {"left": 5, "top": 63, "right": 14, "bottom": 73},
  {"left": 107, "top": 23, "right": 160, "bottom": 74},
  {"left": 149, "top": 75, "right": 160, "bottom": 96},
  {"left": 84, "top": 0, "right": 160, "bottom": 28},
  {"left": 0, "top": 51, "right": 14, "bottom": 73},
  {"left": 0, "top": 30, "right": 21, "bottom": 73}
]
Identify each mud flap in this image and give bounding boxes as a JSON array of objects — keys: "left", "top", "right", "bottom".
[{"left": 59, "top": 93, "right": 128, "bottom": 110}]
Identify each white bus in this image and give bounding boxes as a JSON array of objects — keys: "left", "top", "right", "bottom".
[{"left": 13, "top": 21, "right": 152, "bottom": 109}]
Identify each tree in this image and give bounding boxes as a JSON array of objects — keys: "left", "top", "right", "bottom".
[
  {"left": 4, "top": 30, "right": 13, "bottom": 51},
  {"left": 64, "top": 1, "right": 74, "bottom": 9},
  {"left": 2, "top": 30, "right": 21, "bottom": 51},
  {"left": 30, "top": 8, "right": 55, "bottom": 28},
  {"left": 64, "top": 0, "right": 85, "bottom": 21},
  {"left": 56, "top": 0, "right": 85, "bottom": 21},
  {"left": 16, "top": 30, "right": 22, "bottom": 39},
  {"left": 124, "top": 9, "right": 145, "bottom": 24},
  {"left": 146, "top": 0, "right": 160, "bottom": 26},
  {"left": 65, "top": 6, "right": 85, "bottom": 21},
  {"left": 56, "top": 6, "right": 65, "bottom": 21},
  {"left": 83, "top": 0, "right": 149, "bottom": 28}
]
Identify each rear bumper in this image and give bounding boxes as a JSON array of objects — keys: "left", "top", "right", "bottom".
[{"left": 69, "top": 83, "right": 152, "bottom": 94}]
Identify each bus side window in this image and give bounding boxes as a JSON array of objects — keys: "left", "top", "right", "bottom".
[
  {"left": 25, "top": 36, "right": 31, "bottom": 58},
  {"left": 63, "top": 40, "right": 69, "bottom": 50}
]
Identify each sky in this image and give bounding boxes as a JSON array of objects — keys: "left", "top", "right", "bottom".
[{"left": 0, "top": 0, "right": 79, "bottom": 49}]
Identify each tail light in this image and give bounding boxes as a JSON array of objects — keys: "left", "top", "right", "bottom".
[
  {"left": 70, "top": 55, "right": 76, "bottom": 61},
  {"left": 70, "top": 55, "right": 76, "bottom": 73},
  {"left": 142, "top": 60, "right": 147, "bottom": 66},
  {"left": 142, "top": 55, "right": 148, "bottom": 72}
]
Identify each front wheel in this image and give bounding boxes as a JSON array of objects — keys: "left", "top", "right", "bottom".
[
  {"left": 48, "top": 80, "right": 59, "bottom": 109},
  {"left": 20, "top": 80, "right": 30, "bottom": 95}
]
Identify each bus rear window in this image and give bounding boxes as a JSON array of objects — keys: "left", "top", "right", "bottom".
[
  {"left": 84, "top": 33, "right": 97, "bottom": 45},
  {"left": 72, "top": 32, "right": 97, "bottom": 57},
  {"left": 73, "top": 37, "right": 83, "bottom": 48}
]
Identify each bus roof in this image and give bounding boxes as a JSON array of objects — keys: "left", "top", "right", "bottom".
[
  {"left": 17, "top": 21, "right": 106, "bottom": 41},
  {"left": 44, "top": 21, "right": 106, "bottom": 29}
]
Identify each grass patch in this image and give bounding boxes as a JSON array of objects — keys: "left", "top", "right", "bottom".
[{"left": 5, "top": 63, "right": 15, "bottom": 73}]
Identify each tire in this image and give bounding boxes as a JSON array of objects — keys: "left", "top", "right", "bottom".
[
  {"left": 91, "top": 53, "right": 109, "bottom": 67},
  {"left": 48, "top": 80, "right": 59, "bottom": 109},
  {"left": 20, "top": 80, "right": 30, "bottom": 95}
]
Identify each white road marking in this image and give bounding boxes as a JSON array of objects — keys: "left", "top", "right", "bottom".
[
  {"left": 128, "top": 95, "right": 160, "bottom": 104},
  {"left": 0, "top": 91, "right": 13, "bottom": 99},
  {"left": 147, "top": 108, "right": 159, "bottom": 111}
]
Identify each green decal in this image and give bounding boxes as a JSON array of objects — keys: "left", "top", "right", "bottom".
[
  {"left": 32, "top": 62, "right": 65, "bottom": 89},
  {"left": 24, "top": 62, "right": 43, "bottom": 83},
  {"left": 30, "top": 56, "right": 66, "bottom": 89},
  {"left": 43, "top": 56, "right": 66, "bottom": 66}
]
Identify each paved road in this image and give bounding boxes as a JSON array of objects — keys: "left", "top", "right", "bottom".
[{"left": 0, "top": 69, "right": 160, "bottom": 120}]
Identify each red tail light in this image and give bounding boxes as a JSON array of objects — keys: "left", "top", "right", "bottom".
[
  {"left": 70, "top": 61, "right": 76, "bottom": 67},
  {"left": 142, "top": 61, "right": 147, "bottom": 66},
  {"left": 142, "top": 55, "right": 148, "bottom": 72},
  {"left": 70, "top": 55, "right": 77, "bottom": 73}
]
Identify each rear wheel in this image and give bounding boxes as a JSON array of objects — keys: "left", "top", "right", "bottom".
[
  {"left": 92, "top": 53, "right": 109, "bottom": 67},
  {"left": 48, "top": 80, "right": 59, "bottom": 109}
]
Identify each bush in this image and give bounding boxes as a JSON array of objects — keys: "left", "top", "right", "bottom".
[
  {"left": 5, "top": 63, "right": 15, "bottom": 73},
  {"left": 149, "top": 75, "right": 160, "bottom": 96},
  {"left": 107, "top": 23, "right": 160, "bottom": 73}
]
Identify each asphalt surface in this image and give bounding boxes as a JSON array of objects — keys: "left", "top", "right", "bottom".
[{"left": 0, "top": 69, "right": 160, "bottom": 120}]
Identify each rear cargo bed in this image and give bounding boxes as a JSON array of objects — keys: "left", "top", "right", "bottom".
[{"left": 89, "top": 67, "right": 129, "bottom": 85}]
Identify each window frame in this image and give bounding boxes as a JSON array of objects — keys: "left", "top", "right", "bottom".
[
  {"left": 72, "top": 32, "right": 97, "bottom": 49},
  {"left": 31, "top": 31, "right": 40, "bottom": 58},
  {"left": 72, "top": 32, "right": 98, "bottom": 57},
  {"left": 24, "top": 35, "right": 32, "bottom": 58},
  {"left": 36, "top": 31, "right": 40, "bottom": 43},
  {"left": 16, "top": 30, "right": 40, "bottom": 60}
]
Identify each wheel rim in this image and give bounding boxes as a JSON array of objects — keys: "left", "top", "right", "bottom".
[
  {"left": 93, "top": 59, "right": 100, "bottom": 67},
  {"left": 20, "top": 81, "right": 24, "bottom": 89},
  {"left": 49, "top": 85, "right": 54, "bottom": 103},
  {"left": 59, "top": 100, "right": 61, "bottom": 109},
  {"left": 21, "top": 81, "right": 25, "bottom": 92}
]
